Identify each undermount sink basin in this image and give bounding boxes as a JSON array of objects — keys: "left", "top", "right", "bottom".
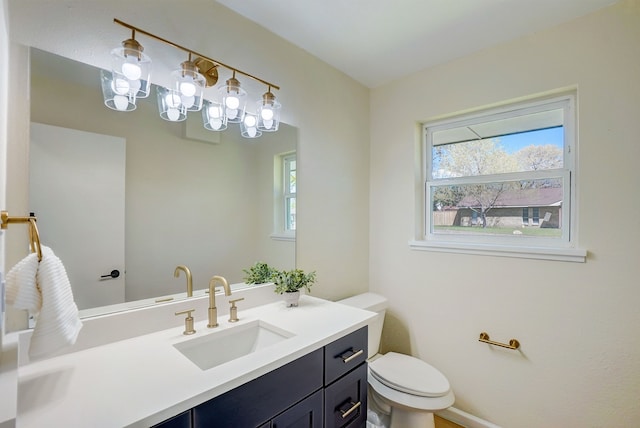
[{"left": 173, "top": 320, "right": 295, "bottom": 370}]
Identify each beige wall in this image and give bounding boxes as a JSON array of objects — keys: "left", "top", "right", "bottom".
[{"left": 369, "top": 1, "right": 640, "bottom": 426}]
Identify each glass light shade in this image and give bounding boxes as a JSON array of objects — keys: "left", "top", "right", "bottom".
[
  {"left": 240, "top": 111, "right": 262, "bottom": 139},
  {"left": 101, "top": 69, "right": 136, "bottom": 112},
  {"left": 171, "top": 61, "right": 205, "bottom": 111},
  {"left": 256, "top": 92, "right": 281, "bottom": 132},
  {"left": 202, "top": 99, "right": 228, "bottom": 131},
  {"left": 111, "top": 38, "right": 152, "bottom": 98},
  {"left": 157, "top": 86, "right": 187, "bottom": 122},
  {"left": 218, "top": 77, "right": 247, "bottom": 123}
]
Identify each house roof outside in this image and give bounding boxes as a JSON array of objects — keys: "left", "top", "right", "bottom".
[{"left": 457, "top": 186, "right": 562, "bottom": 208}]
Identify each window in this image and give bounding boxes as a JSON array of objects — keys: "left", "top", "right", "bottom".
[
  {"left": 412, "top": 93, "right": 586, "bottom": 262},
  {"left": 283, "top": 153, "right": 297, "bottom": 231},
  {"left": 272, "top": 152, "right": 296, "bottom": 240},
  {"left": 532, "top": 207, "right": 540, "bottom": 226}
]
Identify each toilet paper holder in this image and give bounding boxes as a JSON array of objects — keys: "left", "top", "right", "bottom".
[{"left": 479, "top": 332, "right": 520, "bottom": 350}]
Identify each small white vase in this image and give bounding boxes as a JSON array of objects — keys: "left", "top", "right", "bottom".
[{"left": 283, "top": 291, "right": 300, "bottom": 307}]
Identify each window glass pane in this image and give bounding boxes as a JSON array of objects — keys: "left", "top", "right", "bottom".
[
  {"left": 286, "top": 196, "right": 296, "bottom": 231},
  {"left": 287, "top": 159, "right": 296, "bottom": 193},
  {"left": 432, "top": 127, "right": 564, "bottom": 179},
  {"left": 430, "top": 178, "right": 563, "bottom": 238}
]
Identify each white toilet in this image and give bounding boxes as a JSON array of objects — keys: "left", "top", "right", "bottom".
[{"left": 338, "top": 293, "right": 455, "bottom": 428}]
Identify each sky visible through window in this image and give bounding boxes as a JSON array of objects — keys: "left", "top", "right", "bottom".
[
  {"left": 499, "top": 126, "right": 563, "bottom": 154},
  {"left": 432, "top": 126, "right": 564, "bottom": 177}
]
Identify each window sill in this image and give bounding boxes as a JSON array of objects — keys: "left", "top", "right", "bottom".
[
  {"left": 409, "top": 239, "right": 587, "bottom": 263},
  {"left": 270, "top": 232, "right": 295, "bottom": 242}
]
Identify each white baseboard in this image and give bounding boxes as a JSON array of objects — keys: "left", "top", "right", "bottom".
[{"left": 437, "top": 407, "right": 502, "bottom": 428}]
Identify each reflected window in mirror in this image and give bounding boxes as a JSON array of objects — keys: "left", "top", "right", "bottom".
[
  {"left": 284, "top": 154, "right": 297, "bottom": 231},
  {"left": 272, "top": 152, "right": 296, "bottom": 241}
]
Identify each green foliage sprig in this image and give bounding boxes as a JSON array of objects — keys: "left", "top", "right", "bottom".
[
  {"left": 273, "top": 269, "right": 316, "bottom": 294},
  {"left": 243, "top": 262, "right": 277, "bottom": 285}
]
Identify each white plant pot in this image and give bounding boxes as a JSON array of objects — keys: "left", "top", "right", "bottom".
[{"left": 283, "top": 291, "right": 300, "bottom": 307}]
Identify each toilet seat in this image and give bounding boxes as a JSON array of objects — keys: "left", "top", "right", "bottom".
[
  {"left": 368, "top": 370, "right": 455, "bottom": 412},
  {"left": 369, "top": 352, "right": 450, "bottom": 398}
]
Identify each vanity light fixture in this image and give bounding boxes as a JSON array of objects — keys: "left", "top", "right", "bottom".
[
  {"left": 105, "top": 19, "right": 282, "bottom": 139},
  {"left": 240, "top": 111, "right": 262, "bottom": 139},
  {"left": 257, "top": 87, "right": 281, "bottom": 132},
  {"left": 100, "top": 69, "right": 136, "bottom": 112},
  {"left": 110, "top": 29, "right": 152, "bottom": 99},
  {"left": 218, "top": 71, "right": 247, "bottom": 124},
  {"left": 202, "top": 99, "right": 228, "bottom": 131},
  {"left": 157, "top": 86, "right": 187, "bottom": 122},
  {"left": 172, "top": 54, "right": 206, "bottom": 112}
]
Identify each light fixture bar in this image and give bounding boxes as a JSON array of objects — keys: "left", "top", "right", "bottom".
[{"left": 113, "top": 18, "right": 280, "bottom": 91}]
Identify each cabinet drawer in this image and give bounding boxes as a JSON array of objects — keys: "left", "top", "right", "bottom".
[
  {"left": 324, "top": 363, "right": 367, "bottom": 428},
  {"left": 324, "top": 326, "right": 367, "bottom": 385}
]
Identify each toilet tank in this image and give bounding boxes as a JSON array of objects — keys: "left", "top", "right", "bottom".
[{"left": 337, "top": 293, "right": 388, "bottom": 359}]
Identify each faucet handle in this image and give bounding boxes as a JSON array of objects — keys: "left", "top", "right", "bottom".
[
  {"left": 228, "top": 298, "right": 245, "bottom": 323},
  {"left": 175, "top": 309, "right": 196, "bottom": 335}
]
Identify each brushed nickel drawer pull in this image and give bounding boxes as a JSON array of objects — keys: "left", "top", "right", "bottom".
[
  {"left": 341, "top": 349, "right": 364, "bottom": 363},
  {"left": 340, "top": 401, "right": 361, "bottom": 419}
]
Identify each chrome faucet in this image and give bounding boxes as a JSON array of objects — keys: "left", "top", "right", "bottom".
[
  {"left": 174, "top": 265, "right": 193, "bottom": 297},
  {"left": 208, "top": 275, "right": 231, "bottom": 328}
]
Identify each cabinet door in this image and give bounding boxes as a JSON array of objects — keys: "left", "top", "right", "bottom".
[
  {"left": 193, "top": 349, "right": 323, "bottom": 427},
  {"left": 152, "top": 410, "right": 191, "bottom": 428},
  {"left": 324, "top": 363, "right": 367, "bottom": 428},
  {"left": 272, "top": 390, "right": 323, "bottom": 428}
]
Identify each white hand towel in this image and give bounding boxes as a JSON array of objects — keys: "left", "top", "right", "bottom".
[{"left": 6, "top": 246, "right": 83, "bottom": 360}]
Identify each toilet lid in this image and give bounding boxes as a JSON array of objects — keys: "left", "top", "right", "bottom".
[{"left": 369, "top": 352, "right": 450, "bottom": 398}]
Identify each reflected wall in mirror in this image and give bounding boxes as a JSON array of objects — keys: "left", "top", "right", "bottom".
[{"left": 28, "top": 48, "right": 296, "bottom": 314}]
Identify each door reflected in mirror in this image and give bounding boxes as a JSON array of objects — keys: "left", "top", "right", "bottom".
[{"left": 28, "top": 49, "right": 296, "bottom": 316}]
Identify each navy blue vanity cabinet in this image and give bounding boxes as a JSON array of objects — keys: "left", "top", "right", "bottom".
[
  {"left": 192, "top": 348, "right": 323, "bottom": 427},
  {"left": 323, "top": 326, "right": 368, "bottom": 428},
  {"left": 154, "top": 326, "right": 368, "bottom": 428}
]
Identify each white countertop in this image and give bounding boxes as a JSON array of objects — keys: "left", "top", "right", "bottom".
[{"left": 16, "top": 295, "right": 374, "bottom": 428}]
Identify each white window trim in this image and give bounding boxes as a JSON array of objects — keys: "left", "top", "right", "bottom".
[
  {"left": 412, "top": 93, "right": 586, "bottom": 263},
  {"left": 270, "top": 232, "right": 295, "bottom": 242},
  {"left": 409, "top": 239, "right": 586, "bottom": 263}
]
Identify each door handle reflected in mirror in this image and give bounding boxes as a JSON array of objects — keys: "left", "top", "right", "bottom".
[{"left": 100, "top": 269, "right": 120, "bottom": 280}]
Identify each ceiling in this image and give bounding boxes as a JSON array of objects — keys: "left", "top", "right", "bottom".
[{"left": 217, "top": 0, "right": 618, "bottom": 88}]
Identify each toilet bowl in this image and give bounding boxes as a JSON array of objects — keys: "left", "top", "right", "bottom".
[{"left": 338, "top": 293, "right": 454, "bottom": 428}]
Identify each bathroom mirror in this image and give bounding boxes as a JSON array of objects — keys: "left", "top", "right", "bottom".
[{"left": 28, "top": 49, "right": 296, "bottom": 315}]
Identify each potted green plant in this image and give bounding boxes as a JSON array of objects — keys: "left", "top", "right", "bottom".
[
  {"left": 243, "top": 261, "right": 277, "bottom": 285},
  {"left": 273, "top": 269, "right": 316, "bottom": 307}
]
